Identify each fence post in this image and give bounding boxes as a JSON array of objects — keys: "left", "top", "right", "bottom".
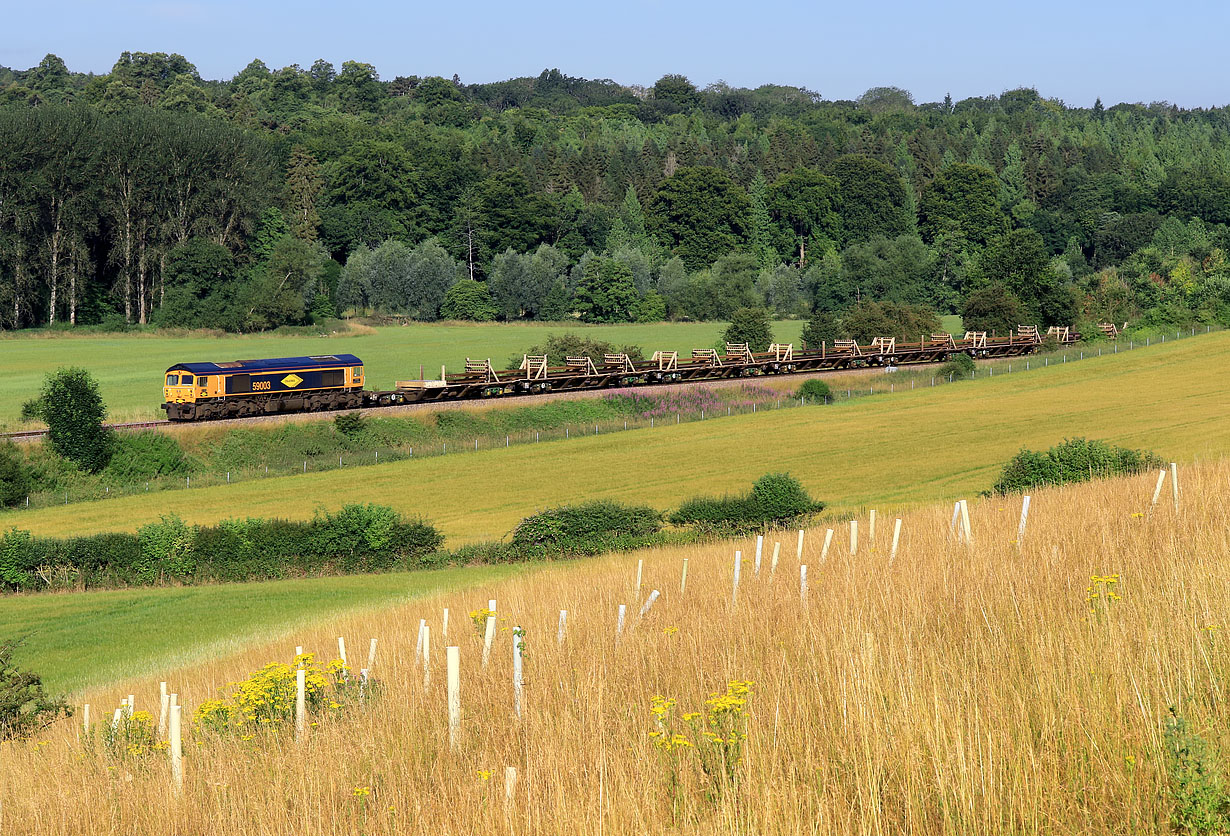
[
  {"left": 639, "top": 590, "right": 660, "bottom": 618},
  {"left": 1017, "top": 495, "right": 1031, "bottom": 545},
  {"left": 1171, "top": 462, "right": 1180, "bottom": 511},
  {"left": 482, "top": 616, "right": 496, "bottom": 667},
  {"left": 820, "top": 528, "right": 833, "bottom": 563},
  {"left": 959, "top": 499, "right": 973, "bottom": 544},
  {"left": 796, "top": 529, "right": 804, "bottom": 561},
  {"left": 755, "top": 535, "right": 763, "bottom": 575},
  {"left": 889, "top": 519, "right": 902, "bottom": 563},
  {"left": 1149, "top": 468, "right": 1167, "bottom": 509},
  {"left": 850, "top": 520, "right": 858, "bottom": 555},
  {"left": 732, "top": 552, "right": 742, "bottom": 604},
  {"left": 770, "top": 542, "right": 781, "bottom": 577},
  {"left": 158, "top": 683, "right": 169, "bottom": 738},
  {"left": 367, "top": 638, "right": 378, "bottom": 672},
  {"left": 635, "top": 559, "right": 643, "bottom": 597},
  {"left": 869, "top": 510, "right": 876, "bottom": 544},
  {"left": 680, "top": 558, "right": 689, "bottom": 594}
]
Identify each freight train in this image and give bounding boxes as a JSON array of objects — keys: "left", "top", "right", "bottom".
[{"left": 161, "top": 326, "right": 1078, "bottom": 422}]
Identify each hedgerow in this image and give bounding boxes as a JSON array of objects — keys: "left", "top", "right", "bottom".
[
  {"left": 991, "top": 437, "right": 1164, "bottom": 495},
  {"left": 670, "top": 473, "right": 825, "bottom": 535}
]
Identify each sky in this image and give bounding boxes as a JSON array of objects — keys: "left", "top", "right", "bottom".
[{"left": 4, "top": 0, "right": 1229, "bottom": 108}]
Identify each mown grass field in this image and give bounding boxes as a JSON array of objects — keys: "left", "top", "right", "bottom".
[
  {"left": 0, "top": 315, "right": 965, "bottom": 427},
  {"left": 4, "top": 564, "right": 529, "bottom": 694},
  {"left": 5, "top": 462, "right": 1227, "bottom": 834},
  {"left": 9, "top": 330, "right": 1228, "bottom": 545}
]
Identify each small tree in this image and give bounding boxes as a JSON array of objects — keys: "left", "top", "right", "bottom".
[
  {"left": 723, "top": 307, "right": 773, "bottom": 352},
  {"left": 439, "top": 279, "right": 499, "bottom": 321},
  {"left": 963, "top": 282, "right": 1025, "bottom": 335},
  {"left": 800, "top": 310, "right": 844, "bottom": 348},
  {"left": 0, "top": 638, "right": 70, "bottom": 741},
  {"left": 32, "top": 367, "right": 112, "bottom": 472}
]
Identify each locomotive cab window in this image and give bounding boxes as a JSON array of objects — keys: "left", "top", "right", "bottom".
[
  {"left": 196, "top": 377, "right": 207, "bottom": 387},
  {"left": 166, "top": 374, "right": 179, "bottom": 385}
]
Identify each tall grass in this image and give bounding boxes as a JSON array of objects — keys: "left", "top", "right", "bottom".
[{"left": 4, "top": 460, "right": 1227, "bottom": 834}]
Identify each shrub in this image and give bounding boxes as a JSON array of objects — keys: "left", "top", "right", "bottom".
[
  {"left": 31, "top": 367, "right": 113, "bottom": 472},
  {"left": 723, "top": 307, "right": 773, "bottom": 352},
  {"left": 992, "top": 437, "right": 1165, "bottom": 495},
  {"left": 439, "top": 278, "right": 499, "bottom": 321},
  {"left": 511, "top": 333, "right": 644, "bottom": 369},
  {"left": 0, "top": 443, "right": 33, "bottom": 507},
  {"left": 137, "top": 515, "right": 198, "bottom": 583},
  {"left": 940, "top": 353, "right": 976, "bottom": 380},
  {"left": 104, "top": 432, "right": 197, "bottom": 483},
  {"left": 333, "top": 411, "right": 367, "bottom": 438},
  {"left": 963, "top": 282, "right": 1025, "bottom": 336},
  {"left": 0, "top": 638, "right": 70, "bottom": 740},
  {"left": 510, "top": 500, "right": 662, "bottom": 556},
  {"left": 796, "top": 379, "right": 831, "bottom": 403},
  {"left": 671, "top": 473, "right": 824, "bottom": 534},
  {"left": 1165, "top": 708, "right": 1230, "bottom": 835},
  {"left": 800, "top": 310, "right": 844, "bottom": 349}
]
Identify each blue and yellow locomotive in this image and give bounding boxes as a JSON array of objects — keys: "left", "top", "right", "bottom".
[{"left": 162, "top": 355, "right": 365, "bottom": 421}]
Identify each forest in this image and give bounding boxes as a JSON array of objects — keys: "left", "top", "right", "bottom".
[{"left": 1, "top": 52, "right": 1229, "bottom": 336}]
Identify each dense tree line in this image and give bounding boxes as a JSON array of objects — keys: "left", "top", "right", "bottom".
[{"left": 2, "top": 55, "right": 1230, "bottom": 333}]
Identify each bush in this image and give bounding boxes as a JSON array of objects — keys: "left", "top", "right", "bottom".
[
  {"left": 510, "top": 333, "right": 644, "bottom": 369},
  {"left": 440, "top": 278, "right": 499, "bottom": 321},
  {"left": 796, "top": 379, "right": 831, "bottom": 403},
  {"left": 940, "top": 353, "right": 976, "bottom": 380},
  {"left": 723, "top": 307, "right": 773, "bottom": 352},
  {"left": 963, "top": 282, "right": 1025, "bottom": 336},
  {"left": 31, "top": 367, "right": 113, "bottom": 472},
  {"left": 0, "top": 638, "right": 70, "bottom": 741},
  {"left": 333, "top": 412, "right": 367, "bottom": 438},
  {"left": 671, "top": 473, "right": 824, "bottom": 534},
  {"left": 991, "top": 437, "right": 1165, "bottom": 495},
  {"left": 0, "top": 442, "right": 33, "bottom": 507},
  {"left": 800, "top": 310, "right": 844, "bottom": 349},
  {"left": 1165, "top": 708, "right": 1230, "bottom": 835},
  {"left": 510, "top": 500, "right": 663, "bottom": 556},
  {"left": 104, "top": 432, "right": 197, "bottom": 483}
]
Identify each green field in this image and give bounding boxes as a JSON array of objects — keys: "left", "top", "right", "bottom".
[
  {"left": 4, "top": 563, "right": 529, "bottom": 694},
  {"left": 0, "top": 316, "right": 965, "bottom": 427},
  {"left": 10, "top": 331, "right": 1227, "bottom": 544},
  {"left": 0, "top": 321, "right": 794, "bottom": 427},
  {"left": 5, "top": 330, "right": 1224, "bottom": 694}
]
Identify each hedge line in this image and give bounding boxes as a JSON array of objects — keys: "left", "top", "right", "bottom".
[
  {"left": 0, "top": 504, "right": 442, "bottom": 592},
  {"left": 991, "top": 438, "right": 1165, "bottom": 495}
]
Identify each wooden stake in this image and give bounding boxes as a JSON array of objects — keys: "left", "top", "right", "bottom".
[
  {"left": 770, "top": 542, "right": 781, "bottom": 576},
  {"left": 422, "top": 626, "right": 431, "bottom": 690},
  {"left": 680, "top": 558, "right": 689, "bottom": 594},
  {"left": 821, "top": 529, "right": 833, "bottom": 563},
  {"left": 1150, "top": 468, "right": 1167, "bottom": 508},
  {"left": 482, "top": 616, "right": 496, "bottom": 668},
  {"left": 295, "top": 671, "right": 306, "bottom": 741},
  {"left": 800, "top": 564, "right": 808, "bottom": 602},
  {"left": 513, "top": 627, "right": 523, "bottom": 718},
  {"left": 889, "top": 518, "right": 902, "bottom": 563},
  {"left": 796, "top": 529, "right": 805, "bottom": 560},
  {"left": 755, "top": 535, "right": 764, "bottom": 575},
  {"left": 169, "top": 704, "right": 183, "bottom": 796},
  {"left": 850, "top": 520, "right": 858, "bottom": 555},
  {"left": 447, "top": 646, "right": 460, "bottom": 751},
  {"left": 1017, "top": 495, "right": 1031, "bottom": 545},
  {"left": 557, "top": 610, "right": 567, "bottom": 646}
]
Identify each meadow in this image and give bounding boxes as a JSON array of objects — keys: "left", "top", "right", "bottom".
[
  {"left": 4, "top": 459, "right": 1226, "bottom": 835},
  {"left": 8, "top": 330, "right": 1228, "bottom": 545},
  {"left": 0, "top": 316, "right": 966, "bottom": 427}
]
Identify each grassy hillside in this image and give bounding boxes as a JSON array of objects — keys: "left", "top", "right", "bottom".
[
  {"left": 8, "top": 331, "right": 1227, "bottom": 544},
  {"left": 8, "top": 461, "right": 1227, "bottom": 834}
]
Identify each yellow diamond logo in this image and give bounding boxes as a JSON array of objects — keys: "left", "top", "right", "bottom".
[{"left": 281, "top": 373, "right": 304, "bottom": 388}]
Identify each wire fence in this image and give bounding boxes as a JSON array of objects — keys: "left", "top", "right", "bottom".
[{"left": 4, "top": 323, "right": 1221, "bottom": 515}]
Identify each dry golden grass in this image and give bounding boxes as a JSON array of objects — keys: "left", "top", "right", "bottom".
[{"left": 4, "top": 460, "right": 1229, "bottom": 834}]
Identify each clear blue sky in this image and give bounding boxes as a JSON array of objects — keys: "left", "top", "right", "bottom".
[{"left": 5, "top": 0, "right": 1228, "bottom": 108}]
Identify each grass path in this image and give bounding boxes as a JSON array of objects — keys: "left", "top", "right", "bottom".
[
  {"left": 3, "top": 564, "right": 528, "bottom": 694},
  {"left": 8, "top": 331, "right": 1229, "bottom": 544}
]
